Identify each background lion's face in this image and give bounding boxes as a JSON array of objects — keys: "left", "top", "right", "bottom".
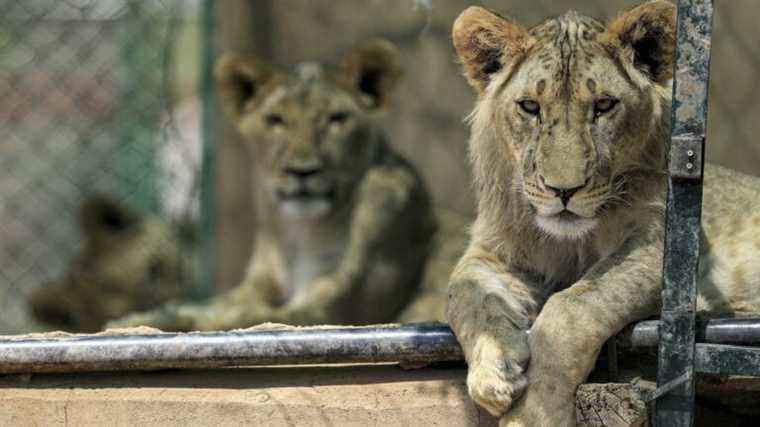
[
  {"left": 216, "top": 40, "right": 401, "bottom": 221},
  {"left": 240, "top": 73, "right": 378, "bottom": 219},
  {"left": 454, "top": 4, "right": 674, "bottom": 239}
]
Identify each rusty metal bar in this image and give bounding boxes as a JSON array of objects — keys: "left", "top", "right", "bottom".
[
  {"left": 619, "top": 317, "right": 760, "bottom": 348},
  {"left": 2, "top": 319, "right": 760, "bottom": 375},
  {"left": 695, "top": 344, "right": 760, "bottom": 376},
  {"left": 0, "top": 324, "right": 462, "bottom": 374},
  {"left": 656, "top": 1, "right": 714, "bottom": 425}
]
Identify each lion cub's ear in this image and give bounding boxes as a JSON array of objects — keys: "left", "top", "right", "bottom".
[
  {"left": 339, "top": 39, "right": 401, "bottom": 110},
  {"left": 452, "top": 7, "right": 530, "bottom": 94},
  {"left": 608, "top": 0, "right": 677, "bottom": 85},
  {"left": 80, "top": 195, "right": 140, "bottom": 243},
  {"left": 215, "top": 54, "right": 278, "bottom": 120}
]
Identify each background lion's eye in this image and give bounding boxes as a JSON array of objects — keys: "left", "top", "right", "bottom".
[
  {"left": 328, "top": 111, "right": 349, "bottom": 125},
  {"left": 264, "top": 113, "right": 285, "bottom": 127},
  {"left": 518, "top": 100, "right": 541, "bottom": 116},
  {"left": 594, "top": 98, "right": 619, "bottom": 116}
]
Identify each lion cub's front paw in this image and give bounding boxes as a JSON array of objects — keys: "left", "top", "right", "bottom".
[
  {"left": 106, "top": 304, "right": 195, "bottom": 331},
  {"left": 106, "top": 312, "right": 155, "bottom": 329},
  {"left": 467, "top": 359, "right": 528, "bottom": 417}
]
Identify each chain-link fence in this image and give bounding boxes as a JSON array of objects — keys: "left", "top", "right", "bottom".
[
  {"left": 0, "top": 0, "right": 209, "bottom": 333},
  {"left": 3, "top": 0, "right": 760, "bottom": 334}
]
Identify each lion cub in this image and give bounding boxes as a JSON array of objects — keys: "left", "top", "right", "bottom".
[
  {"left": 29, "top": 196, "right": 189, "bottom": 332},
  {"left": 110, "top": 40, "right": 466, "bottom": 331},
  {"left": 447, "top": 2, "right": 760, "bottom": 426}
]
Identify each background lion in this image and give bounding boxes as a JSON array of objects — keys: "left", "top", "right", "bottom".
[
  {"left": 109, "top": 40, "right": 467, "bottom": 331},
  {"left": 28, "top": 196, "right": 191, "bottom": 332},
  {"left": 447, "top": 1, "right": 760, "bottom": 426}
]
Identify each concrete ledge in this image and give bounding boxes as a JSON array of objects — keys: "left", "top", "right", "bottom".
[
  {"left": 0, "top": 327, "right": 650, "bottom": 426},
  {"left": 0, "top": 366, "right": 651, "bottom": 426},
  {"left": 1, "top": 365, "right": 499, "bottom": 426}
]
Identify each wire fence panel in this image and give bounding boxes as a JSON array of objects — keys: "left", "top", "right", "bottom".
[
  {"left": 0, "top": 0, "right": 204, "bottom": 334},
  {"left": 3, "top": 0, "right": 760, "bottom": 335}
]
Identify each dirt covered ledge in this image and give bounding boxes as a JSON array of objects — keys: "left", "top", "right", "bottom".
[
  {"left": 0, "top": 365, "right": 493, "bottom": 426},
  {"left": 1, "top": 364, "right": 656, "bottom": 427}
]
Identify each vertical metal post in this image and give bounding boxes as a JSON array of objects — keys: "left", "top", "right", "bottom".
[
  {"left": 118, "top": 1, "right": 161, "bottom": 213},
  {"left": 199, "top": 1, "right": 217, "bottom": 298},
  {"left": 656, "top": 1, "right": 714, "bottom": 426}
]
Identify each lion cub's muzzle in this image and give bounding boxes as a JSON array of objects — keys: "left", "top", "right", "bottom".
[
  {"left": 277, "top": 164, "right": 334, "bottom": 198},
  {"left": 544, "top": 181, "right": 586, "bottom": 207},
  {"left": 524, "top": 175, "right": 610, "bottom": 218},
  {"left": 525, "top": 174, "right": 610, "bottom": 238},
  {"left": 275, "top": 163, "right": 336, "bottom": 218},
  {"left": 530, "top": 174, "right": 600, "bottom": 216}
]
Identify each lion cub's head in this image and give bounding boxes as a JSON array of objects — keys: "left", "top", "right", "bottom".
[
  {"left": 29, "top": 196, "right": 189, "bottom": 332},
  {"left": 216, "top": 40, "right": 401, "bottom": 220},
  {"left": 454, "top": 1, "right": 676, "bottom": 239}
]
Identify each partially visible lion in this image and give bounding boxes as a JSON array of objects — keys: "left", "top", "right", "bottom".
[
  {"left": 29, "top": 196, "right": 191, "bottom": 332},
  {"left": 109, "top": 40, "right": 467, "bottom": 331},
  {"left": 447, "top": 2, "right": 760, "bottom": 426}
]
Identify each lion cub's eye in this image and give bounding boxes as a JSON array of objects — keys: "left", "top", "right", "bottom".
[
  {"left": 328, "top": 111, "right": 350, "bottom": 126},
  {"left": 264, "top": 113, "right": 285, "bottom": 127},
  {"left": 517, "top": 100, "right": 541, "bottom": 116},
  {"left": 594, "top": 98, "right": 619, "bottom": 116}
]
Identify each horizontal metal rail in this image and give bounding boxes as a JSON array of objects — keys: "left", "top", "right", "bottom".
[
  {"left": 618, "top": 317, "right": 760, "bottom": 348},
  {"left": 0, "top": 324, "right": 462, "bottom": 374},
  {"left": 1, "top": 319, "right": 760, "bottom": 375},
  {"left": 695, "top": 344, "right": 760, "bottom": 376}
]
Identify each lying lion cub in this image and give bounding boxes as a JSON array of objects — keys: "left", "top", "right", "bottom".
[
  {"left": 447, "top": 2, "right": 760, "bottom": 426},
  {"left": 110, "top": 40, "right": 466, "bottom": 331},
  {"left": 29, "top": 196, "right": 189, "bottom": 332}
]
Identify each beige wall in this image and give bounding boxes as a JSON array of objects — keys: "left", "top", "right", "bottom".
[{"left": 215, "top": 0, "right": 760, "bottom": 290}]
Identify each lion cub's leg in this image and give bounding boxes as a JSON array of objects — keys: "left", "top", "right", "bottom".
[
  {"left": 274, "top": 165, "right": 422, "bottom": 324},
  {"left": 501, "top": 239, "right": 662, "bottom": 427},
  {"left": 447, "top": 254, "right": 538, "bottom": 417},
  {"left": 107, "top": 273, "right": 283, "bottom": 331}
]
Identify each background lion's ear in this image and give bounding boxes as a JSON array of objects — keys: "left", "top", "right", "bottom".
[
  {"left": 339, "top": 39, "right": 401, "bottom": 110},
  {"left": 214, "top": 53, "right": 276, "bottom": 119},
  {"left": 80, "top": 195, "right": 140, "bottom": 242},
  {"left": 608, "top": 0, "right": 677, "bottom": 85},
  {"left": 452, "top": 7, "right": 530, "bottom": 94}
]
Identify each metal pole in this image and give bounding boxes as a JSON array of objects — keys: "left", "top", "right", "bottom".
[
  {"left": 656, "top": 1, "right": 714, "bottom": 426},
  {"left": 619, "top": 318, "right": 760, "bottom": 348},
  {"left": 199, "top": 0, "right": 217, "bottom": 299},
  {"left": 0, "top": 324, "right": 462, "bottom": 374},
  {"left": 2, "top": 319, "right": 760, "bottom": 375}
]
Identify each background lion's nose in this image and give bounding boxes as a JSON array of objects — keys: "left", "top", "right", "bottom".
[
  {"left": 544, "top": 183, "right": 584, "bottom": 206},
  {"left": 285, "top": 164, "right": 323, "bottom": 179}
]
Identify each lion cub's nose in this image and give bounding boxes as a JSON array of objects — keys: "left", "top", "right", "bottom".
[
  {"left": 285, "top": 164, "right": 323, "bottom": 179},
  {"left": 544, "top": 183, "right": 584, "bottom": 206}
]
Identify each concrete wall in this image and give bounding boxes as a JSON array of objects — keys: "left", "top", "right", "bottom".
[
  {"left": 0, "top": 366, "right": 496, "bottom": 427},
  {"left": 214, "top": 0, "right": 760, "bottom": 290}
]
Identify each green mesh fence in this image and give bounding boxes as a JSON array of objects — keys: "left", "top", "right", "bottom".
[
  {"left": 3, "top": 0, "right": 760, "bottom": 336},
  {"left": 0, "top": 0, "right": 210, "bottom": 334}
]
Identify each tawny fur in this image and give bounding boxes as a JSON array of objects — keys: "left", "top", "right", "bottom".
[
  {"left": 448, "top": 2, "right": 760, "bottom": 426},
  {"left": 109, "top": 40, "right": 467, "bottom": 331},
  {"left": 28, "top": 196, "right": 188, "bottom": 332}
]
